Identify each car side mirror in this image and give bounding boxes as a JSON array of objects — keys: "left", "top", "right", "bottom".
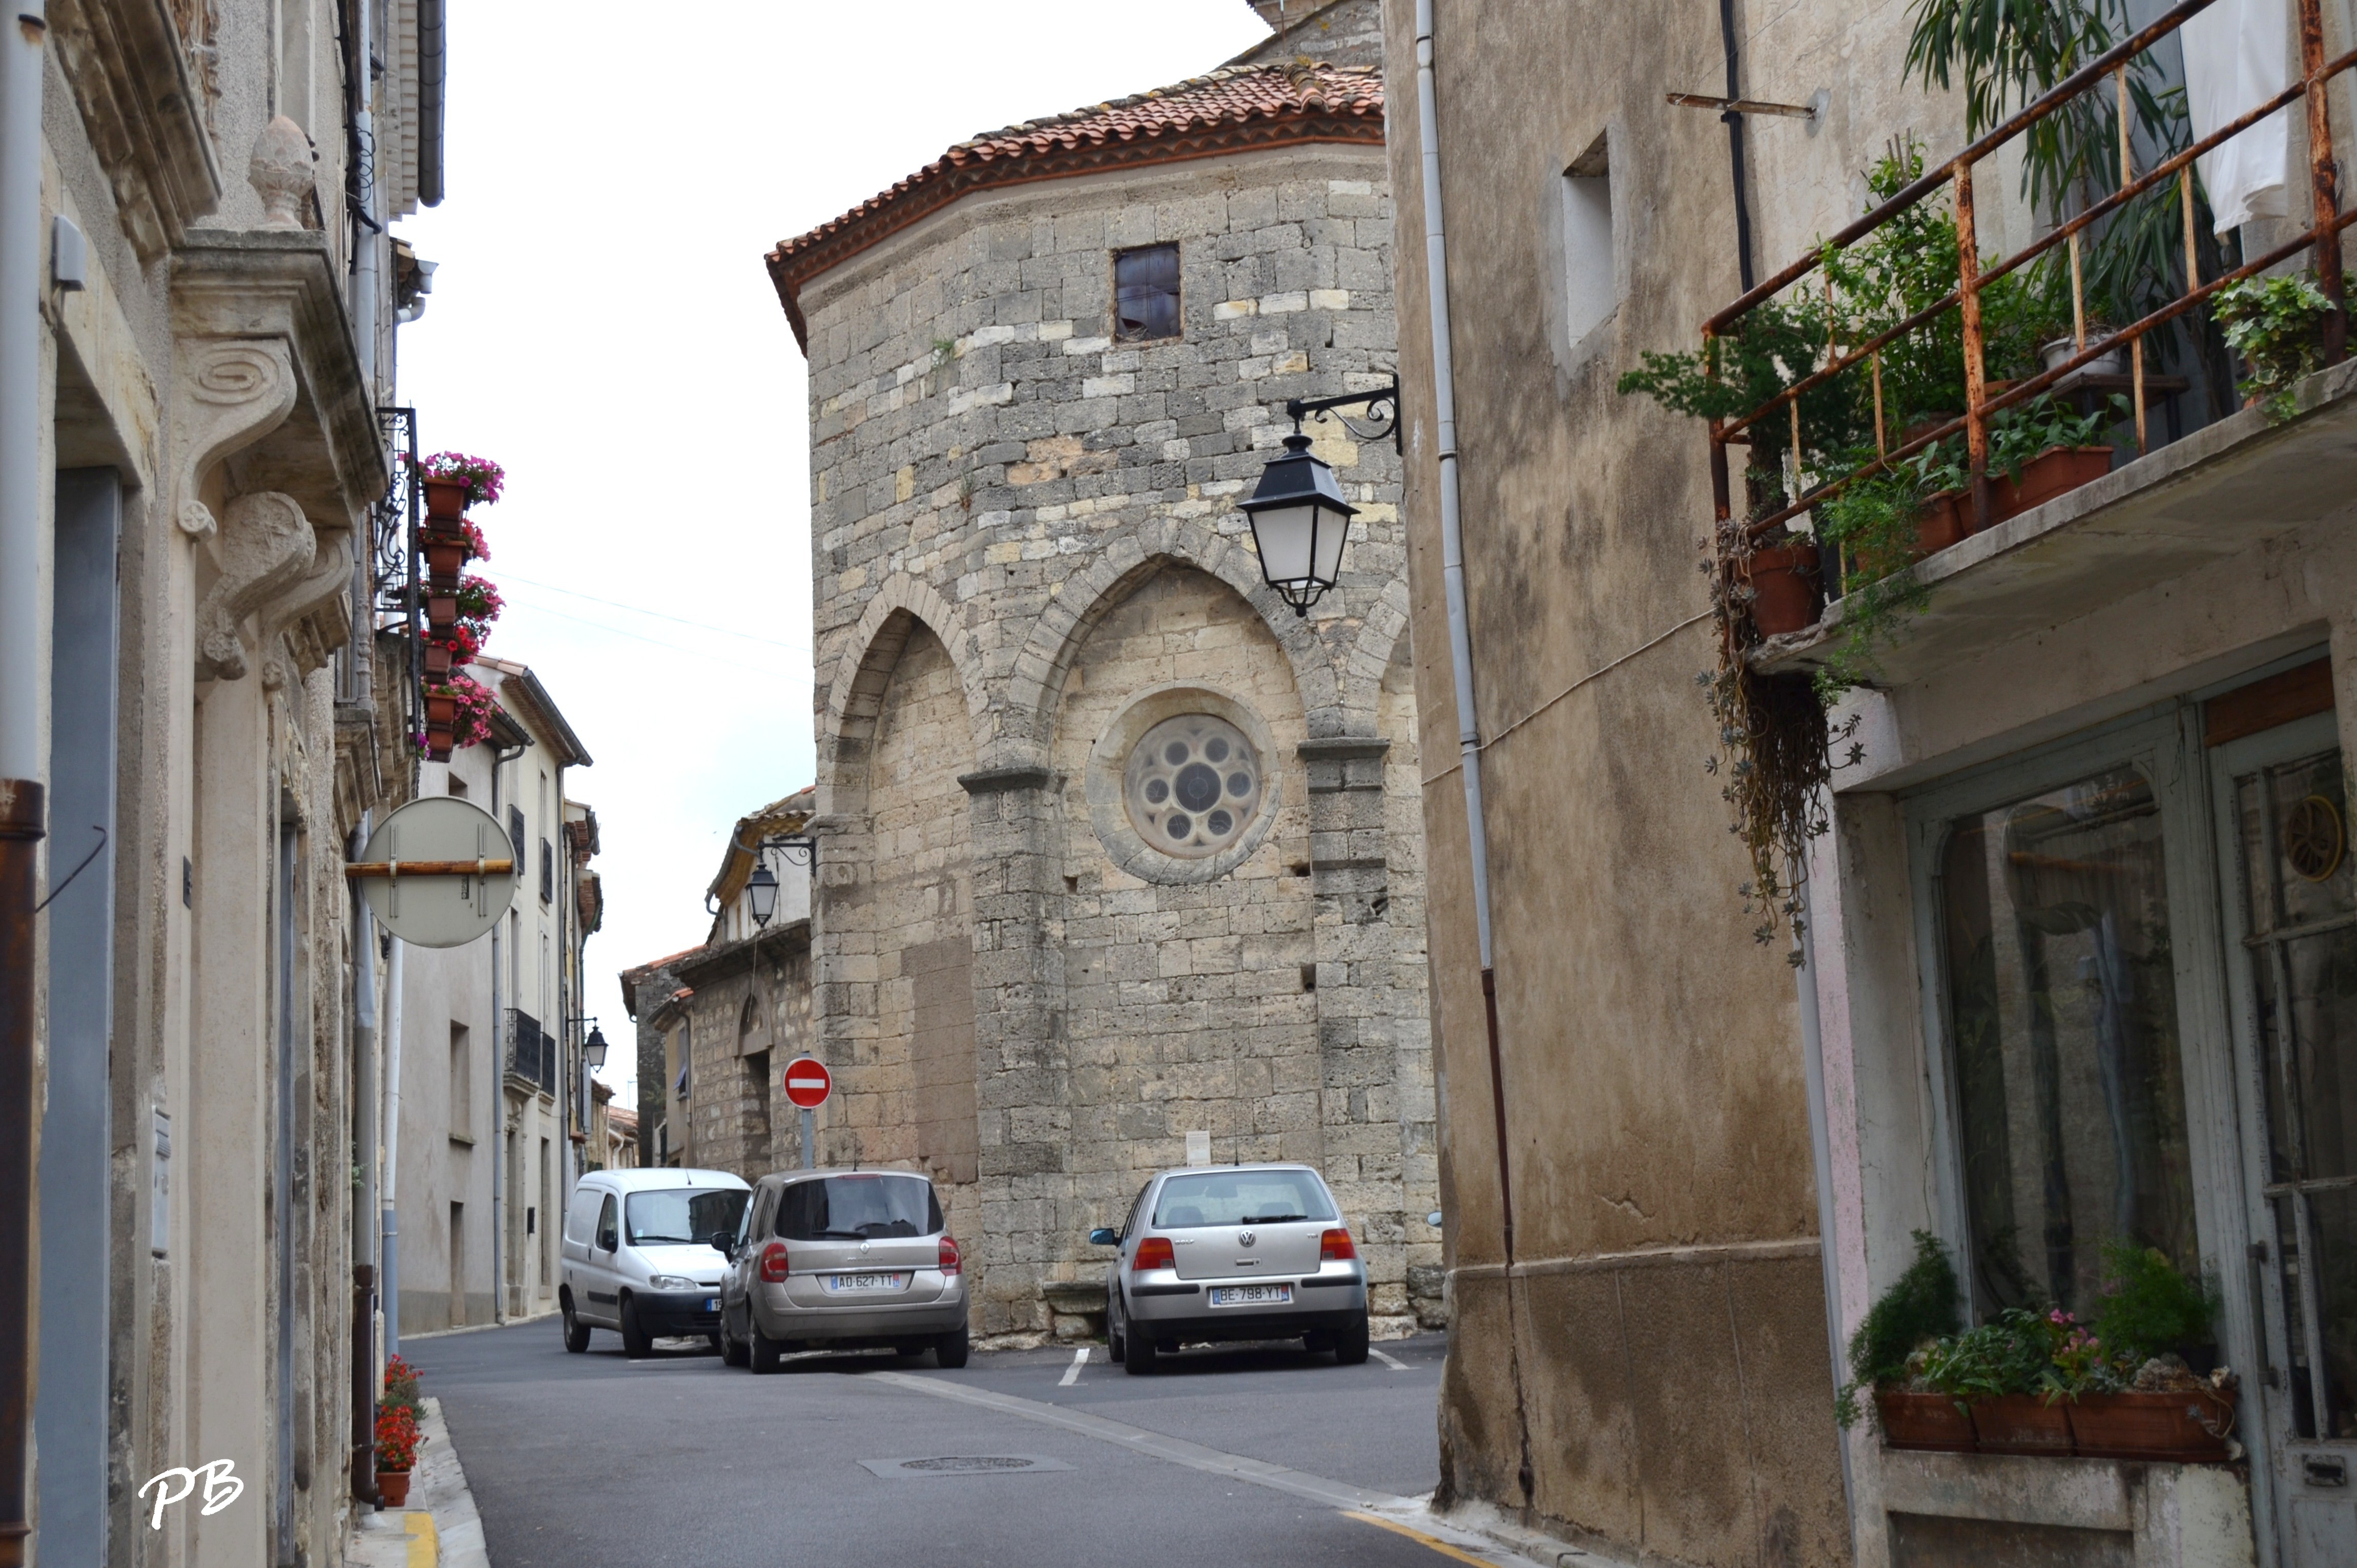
[
  {"left": 1088, "top": 1227, "right": 1119, "bottom": 1246},
  {"left": 710, "top": 1230, "right": 735, "bottom": 1256}
]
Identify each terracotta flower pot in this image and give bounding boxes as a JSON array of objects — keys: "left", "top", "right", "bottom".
[
  {"left": 427, "top": 595, "right": 457, "bottom": 633},
  {"left": 425, "top": 693, "right": 458, "bottom": 728},
  {"left": 421, "top": 477, "right": 469, "bottom": 520},
  {"left": 1916, "top": 491, "right": 1968, "bottom": 555},
  {"left": 1743, "top": 542, "right": 1821, "bottom": 637},
  {"left": 423, "top": 537, "right": 468, "bottom": 585},
  {"left": 1875, "top": 1389, "right": 1977, "bottom": 1452},
  {"left": 1969, "top": 1393, "right": 2075, "bottom": 1456},
  {"left": 1993, "top": 446, "right": 2113, "bottom": 522},
  {"left": 423, "top": 643, "right": 452, "bottom": 680},
  {"left": 2065, "top": 1389, "right": 2236, "bottom": 1462},
  {"left": 376, "top": 1469, "right": 411, "bottom": 1507}
]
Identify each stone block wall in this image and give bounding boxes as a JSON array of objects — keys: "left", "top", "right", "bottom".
[{"left": 798, "top": 137, "right": 1438, "bottom": 1342}]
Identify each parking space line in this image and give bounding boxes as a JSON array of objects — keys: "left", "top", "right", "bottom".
[
  {"left": 1058, "top": 1346, "right": 1088, "bottom": 1386},
  {"left": 1369, "top": 1347, "right": 1410, "bottom": 1372}
]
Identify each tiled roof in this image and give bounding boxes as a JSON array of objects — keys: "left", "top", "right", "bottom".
[{"left": 765, "top": 63, "right": 1384, "bottom": 349}]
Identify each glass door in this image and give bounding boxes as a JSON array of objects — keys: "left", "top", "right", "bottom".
[{"left": 2213, "top": 712, "right": 2357, "bottom": 1567}]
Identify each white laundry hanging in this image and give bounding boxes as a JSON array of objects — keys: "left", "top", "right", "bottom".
[{"left": 2180, "top": 0, "right": 2293, "bottom": 236}]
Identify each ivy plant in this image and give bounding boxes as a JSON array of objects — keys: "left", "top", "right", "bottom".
[{"left": 2216, "top": 271, "right": 2355, "bottom": 420}]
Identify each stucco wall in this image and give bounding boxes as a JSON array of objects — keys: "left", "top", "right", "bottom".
[{"left": 795, "top": 128, "right": 1438, "bottom": 1340}]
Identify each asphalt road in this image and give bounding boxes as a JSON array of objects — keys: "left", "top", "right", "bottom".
[{"left": 405, "top": 1320, "right": 1494, "bottom": 1568}]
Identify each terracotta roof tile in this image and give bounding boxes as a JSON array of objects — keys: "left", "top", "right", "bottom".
[{"left": 765, "top": 64, "right": 1383, "bottom": 348}]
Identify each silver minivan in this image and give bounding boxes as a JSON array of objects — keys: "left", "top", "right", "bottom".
[
  {"left": 717, "top": 1169, "right": 969, "bottom": 1372},
  {"left": 1089, "top": 1163, "right": 1369, "bottom": 1373},
  {"left": 560, "top": 1167, "right": 750, "bottom": 1357}
]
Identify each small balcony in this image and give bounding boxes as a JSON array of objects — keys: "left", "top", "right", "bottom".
[{"left": 504, "top": 1008, "right": 556, "bottom": 1099}]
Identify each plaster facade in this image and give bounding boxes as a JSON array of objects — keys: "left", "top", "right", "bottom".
[{"left": 769, "top": 2, "right": 1440, "bottom": 1343}]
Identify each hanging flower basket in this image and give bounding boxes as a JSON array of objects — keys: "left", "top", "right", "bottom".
[
  {"left": 420, "top": 478, "right": 470, "bottom": 521},
  {"left": 423, "top": 642, "right": 453, "bottom": 680},
  {"left": 425, "top": 692, "right": 458, "bottom": 729},
  {"left": 427, "top": 595, "right": 457, "bottom": 633},
  {"left": 423, "top": 535, "right": 468, "bottom": 586},
  {"left": 412, "top": 452, "right": 505, "bottom": 514}
]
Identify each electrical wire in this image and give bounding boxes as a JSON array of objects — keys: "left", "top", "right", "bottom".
[
  {"left": 495, "top": 569, "right": 811, "bottom": 652},
  {"left": 496, "top": 594, "right": 799, "bottom": 677}
]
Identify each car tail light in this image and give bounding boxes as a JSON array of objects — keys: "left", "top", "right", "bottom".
[
  {"left": 938, "top": 1235, "right": 962, "bottom": 1275},
  {"left": 1132, "top": 1236, "right": 1175, "bottom": 1271},
  {"left": 758, "top": 1242, "right": 790, "bottom": 1282},
  {"left": 1319, "top": 1228, "right": 1357, "bottom": 1262}
]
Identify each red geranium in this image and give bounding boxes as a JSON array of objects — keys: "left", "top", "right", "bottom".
[{"left": 374, "top": 1406, "right": 424, "bottom": 1472}]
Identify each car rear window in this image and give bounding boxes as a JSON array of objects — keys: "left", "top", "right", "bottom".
[
  {"left": 1151, "top": 1170, "right": 1335, "bottom": 1229},
  {"left": 774, "top": 1174, "right": 943, "bottom": 1241},
  {"left": 623, "top": 1187, "right": 747, "bottom": 1247}
]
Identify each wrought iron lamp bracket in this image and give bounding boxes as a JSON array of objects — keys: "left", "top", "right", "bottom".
[{"left": 1284, "top": 377, "right": 1402, "bottom": 455}]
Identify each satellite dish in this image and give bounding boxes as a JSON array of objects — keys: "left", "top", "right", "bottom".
[{"left": 352, "top": 796, "right": 519, "bottom": 948}]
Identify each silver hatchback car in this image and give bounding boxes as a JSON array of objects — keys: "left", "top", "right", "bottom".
[
  {"left": 1089, "top": 1163, "right": 1369, "bottom": 1374},
  {"left": 716, "top": 1168, "right": 970, "bottom": 1372}
]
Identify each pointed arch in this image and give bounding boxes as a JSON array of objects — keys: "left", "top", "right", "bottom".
[
  {"left": 1339, "top": 574, "right": 1415, "bottom": 735},
  {"left": 996, "top": 517, "right": 1343, "bottom": 765},
  {"left": 816, "top": 573, "right": 985, "bottom": 816}
]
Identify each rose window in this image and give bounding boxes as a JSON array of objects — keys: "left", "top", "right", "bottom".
[{"left": 1122, "top": 714, "right": 1262, "bottom": 859}]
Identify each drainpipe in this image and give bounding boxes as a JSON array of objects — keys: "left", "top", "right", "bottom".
[
  {"left": 0, "top": 9, "right": 49, "bottom": 1567},
  {"left": 349, "top": 816, "right": 378, "bottom": 1500},
  {"left": 1718, "top": 0, "right": 1757, "bottom": 292},
  {"left": 1413, "top": 0, "right": 1512, "bottom": 1262},
  {"left": 381, "top": 935, "right": 403, "bottom": 1357},
  {"left": 488, "top": 739, "right": 524, "bottom": 1322},
  {"left": 352, "top": 0, "right": 379, "bottom": 398}
]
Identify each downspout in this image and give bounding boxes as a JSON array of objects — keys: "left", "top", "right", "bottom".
[
  {"left": 0, "top": 9, "right": 49, "bottom": 1565},
  {"left": 350, "top": 816, "right": 378, "bottom": 1502},
  {"left": 488, "top": 738, "right": 524, "bottom": 1322},
  {"left": 1718, "top": 0, "right": 1757, "bottom": 291},
  {"left": 381, "top": 936, "right": 403, "bottom": 1357},
  {"left": 1414, "top": 0, "right": 1511, "bottom": 1261},
  {"left": 352, "top": 0, "right": 379, "bottom": 397}
]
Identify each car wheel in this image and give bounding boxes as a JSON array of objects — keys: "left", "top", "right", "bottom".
[
  {"left": 1124, "top": 1329, "right": 1158, "bottom": 1375},
  {"left": 719, "top": 1311, "right": 749, "bottom": 1368},
  {"left": 619, "top": 1296, "right": 652, "bottom": 1359},
  {"left": 1108, "top": 1298, "right": 1127, "bottom": 1364},
  {"left": 1302, "top": 1329, "right": 1335, "bottom": 1355},
  {"left": 749, "top": 1322, "right": 785, "bottom": 1376},
  {"left": 1333, "top": 1311, "right": 1370, "bottom": 1366},
  {"left": 934, "top": 1325, "right": 971, "bottom": 1369},
  {"left": 562, "top": 1301, "right": 590, "bottom": 1354}
]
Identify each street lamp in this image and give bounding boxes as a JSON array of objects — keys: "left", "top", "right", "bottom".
[
  {"left": 583, "top": 1024, "right": 608, "bottom": 1071},
  {"left": 741, "top": 833, "right": 815, "bottom": 930},
  {"left": 1242, "top": 379, "right": 1400, "bottom": 617},
  {"left": 746, "top": 862, "right": 779, "bottom": 928}
]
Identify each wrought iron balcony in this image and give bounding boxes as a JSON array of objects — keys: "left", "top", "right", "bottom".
[{"left": 504, "top": 1008, "right": 557, "bottom": 1098}]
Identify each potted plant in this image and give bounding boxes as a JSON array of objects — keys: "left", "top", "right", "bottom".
[
  {"left": 1742, "top": 532, "right": 1821, "bottom": 638},
  {"left": 1921, "top": 1308, "right": 2074, "bottom": 1455},
  {"left": 412, "top": 451, "right": 505, "bottom": 524},
  {"left": 374, "top": 1404, "right": 423, "bottom": 1505},
  {"left": 1835, "top": 1231, "right": 1969, "bottom": 1450},
  {"left": 2066, "top": 1243, "right": 2237, "bottom": 1461},
  {"left": 2216, "top": 270, "right": 2355, "bottom": 419},
  {"left": 1987, "top": 394, "right": 2120, "bottom": 523}
]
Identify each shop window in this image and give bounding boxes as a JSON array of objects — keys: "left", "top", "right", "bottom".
[
  {"left": 1938, "top": 767, "right": 2199, "bottom": 1319},
  {"left": 1113, "top": 244, "right": 1181, "bottom": 342}
]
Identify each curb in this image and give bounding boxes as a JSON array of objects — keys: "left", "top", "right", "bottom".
[
  {"left": 409, "top": 1396, "right": 490, "bottom": 1568},
  {"left": 1395, "top": 1498, "right": 1639, "bottom": 1567}
]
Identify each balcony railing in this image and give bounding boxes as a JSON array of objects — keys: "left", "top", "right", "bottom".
[
  {"left": 504, "top": 1008, "right": 556, "bottom": 1098},
  {"left": 1704, "top": 0, "right": 2352, "bottom": 573}
]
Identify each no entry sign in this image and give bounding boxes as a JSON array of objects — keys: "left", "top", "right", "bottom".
[{"left": 782, "top": 1057, "right": 832, "bottom": 1110}]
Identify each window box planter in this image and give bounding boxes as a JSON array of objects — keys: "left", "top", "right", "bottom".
[
  {"left": 1745, "top": 541, "right": 1821, "bottom": 636},
  {"left": 1968, "top": 1394, "right": 2074, "bottom": 1456},
  {"left": 376, "top": 1469, "right": 411, "bottom": 1507},
  {"left": 423, "top": 535, "right": 468, "bottom": 585},
  {"left": 1875, "top": 1390, "right": 1976, "bottom": 1452},
  {"left": 2065, "top": 1389, "right": 2236, "bottom": 1462},
  {"left": 1993, "top": 446, "right": 2113, "bottom": 523},
  {"left": 426, "top": 595, "right": 457, "bottom": 634},
  {"left": 1917, "top": 491, "right": 1968, "bottom": 554},
  {"left": 421, "top": 477, "right": 469, "bottom": 520}
]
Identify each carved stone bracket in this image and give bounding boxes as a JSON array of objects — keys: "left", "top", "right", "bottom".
[
  {"left": 260, "top": 528, "right": 357, "bottom": 690},
  {"left": 197, "top": 492, "right": 317, "bottom": 682},
  {"left": 173, "top": 338, "right": 296, "bottom": 542}
]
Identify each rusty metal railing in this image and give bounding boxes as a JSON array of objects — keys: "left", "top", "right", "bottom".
[{"left": 1706, "top": 0, "right": 2354, "bottom": 553}]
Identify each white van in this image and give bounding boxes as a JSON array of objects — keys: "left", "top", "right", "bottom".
[{"left": 560, "top": 1167, "right": 750, "bottom": 1357}]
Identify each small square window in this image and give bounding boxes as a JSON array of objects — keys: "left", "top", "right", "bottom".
[{"left": 1114, "top": 244, "right": 1181, "bottom": 342}]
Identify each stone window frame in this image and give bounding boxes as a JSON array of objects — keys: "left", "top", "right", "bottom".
[
  {"left": 1085, "top": 683, "right": 1283, "bottom": 886},
  {"left": 1112, "top": 242, "right": 1183, "bottom": 344}
]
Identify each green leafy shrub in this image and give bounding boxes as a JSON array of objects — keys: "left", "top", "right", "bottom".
[
  {"left": 1835, "top": 1230, "right": 1962, "bottom": 1427},
  {"left": 1918, "top": 1307, "right": 2067, "bottom": 1402},
  {"left": 2090, "top": 1241, "right": 2220, "bottom": 1362},
  {"left": 2216, "top": 271, "right": 2355, "bottom": 420}
]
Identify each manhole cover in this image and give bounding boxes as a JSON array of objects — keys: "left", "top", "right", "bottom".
[{"left": 858, "top": 1455, "right": 1073, "bottom": 1478}]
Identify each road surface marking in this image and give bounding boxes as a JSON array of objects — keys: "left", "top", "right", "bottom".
[
  {"left": 1059, "top": 1347, "right": 1088, "bottom": 1386},
  {"left": 1369, "top": 1347, "right": 1410, "bottom": 1371},
  {"left": 1345, "top": 1511, "right": 1495, "bottom": 1565}
]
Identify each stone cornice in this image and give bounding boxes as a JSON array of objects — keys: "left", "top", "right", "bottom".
[
  {"left": 1296, "top": 737, "right": 1391, "bottom": 761},
  {"left": 49, "top": 0, "right": 223, "bottom": 260},
  {"left": 170, "top": 230, "right": 387, "bottom": 524},
  {"left": 957, "top": 765, "right": 1056, "bottom": 796}
]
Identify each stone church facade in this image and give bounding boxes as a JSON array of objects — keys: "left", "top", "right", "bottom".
[{"left": 764, "top": 0, "right": 1438, "bottom": 1340}]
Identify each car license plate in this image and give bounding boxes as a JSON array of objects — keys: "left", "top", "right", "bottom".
[
  {"left": 1209, "top": 1284, "right": 1292, "bottom": 1307},
  {"left": 822, "top": 1272, "right": 909, "bottom": 1293},
  {"left": 704, "top": 1298, "right": 718, "bottom": 1313}
]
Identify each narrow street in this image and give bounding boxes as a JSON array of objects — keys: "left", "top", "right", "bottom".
[{"left": 409, "top": 1324, "right": 1492, "bottom": 1567}]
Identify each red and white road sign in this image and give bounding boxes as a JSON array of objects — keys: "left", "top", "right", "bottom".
[{"left": 782, "top": 1056, "right": 832, "bottom": 1109}]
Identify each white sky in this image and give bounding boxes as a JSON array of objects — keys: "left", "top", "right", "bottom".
[{"left": 394, "top": 2, "right": 1274, "bottom": 1101}]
